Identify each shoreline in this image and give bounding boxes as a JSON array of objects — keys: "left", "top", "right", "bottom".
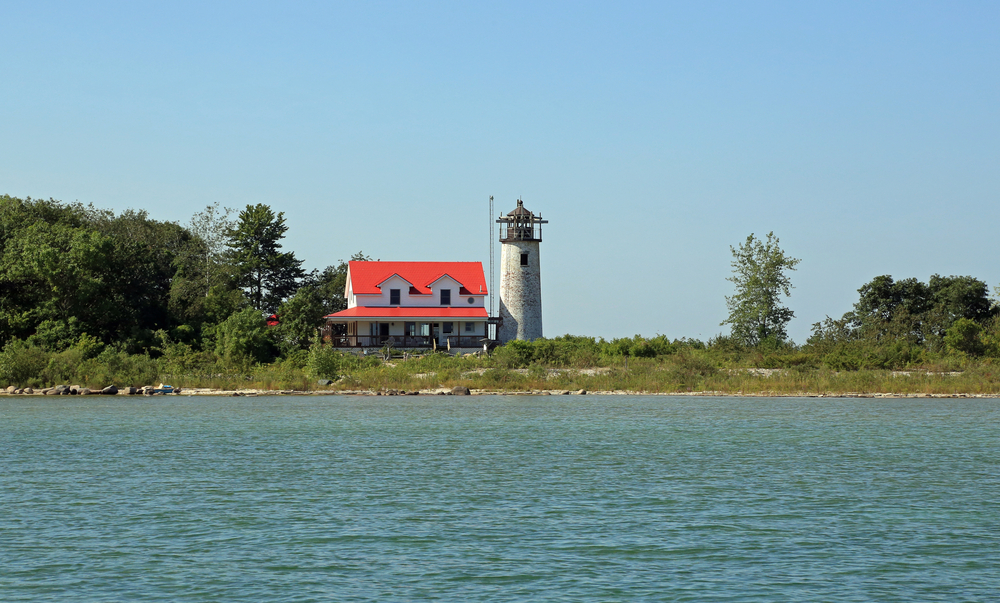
[{"left": 5, "top": 388, "right": 997, "bottom": 399}]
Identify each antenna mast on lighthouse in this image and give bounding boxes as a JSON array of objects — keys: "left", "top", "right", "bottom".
[
  {"left": 490, "top": 195, "right": 493, "bottom": 317},
  {"left": 489, "top": 195, "right": 495, "bottom": 340}
]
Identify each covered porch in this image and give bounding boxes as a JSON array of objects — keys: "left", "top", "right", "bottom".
[
  {"left": 322, "top": 307, "right": 497, "bottom": 350},
  {"left": 318, "top": 331, "right": 488, "bottom": 349}
]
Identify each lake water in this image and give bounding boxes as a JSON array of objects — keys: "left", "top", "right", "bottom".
[{"left": 2, "top": 395, "right": 999, "bottom": 601}]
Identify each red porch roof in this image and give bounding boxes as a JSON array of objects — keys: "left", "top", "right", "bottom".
[
  {"left": 326, "top": 307, "right": 488, "bottom": 320},
  {"left": 349, "top": 261, "right": 488, "bottom": 296}
]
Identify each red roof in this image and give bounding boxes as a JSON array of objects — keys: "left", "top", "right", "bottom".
[
  {"left": 349, "top": 261, "right": 488, "bottom": 296},
  {"left": 326, "top": 307, "right": 488, "bottom": 320}
]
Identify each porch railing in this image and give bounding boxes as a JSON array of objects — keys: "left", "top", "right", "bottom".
[{"left": 322, "top": 335, "right": 489, "bottom": 348}]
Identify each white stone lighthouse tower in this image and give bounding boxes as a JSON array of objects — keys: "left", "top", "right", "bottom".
[{"left": 497, "top": 199, "right": 548, "bottom": 343}]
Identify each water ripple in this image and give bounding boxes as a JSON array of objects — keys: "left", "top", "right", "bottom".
[{"left": 2, "top": 395, "right": 999, "bottom": 601}]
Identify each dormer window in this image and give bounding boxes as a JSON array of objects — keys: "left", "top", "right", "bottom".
[
  {"left": 389, "top": 289, "right": 400, "bottom": 305},
  {"left": 440, "top": 289, "right": 451, "bottom": 305}
]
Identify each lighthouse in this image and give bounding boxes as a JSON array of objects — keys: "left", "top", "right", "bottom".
[{"left": 497, "top": 199, "right": 547, "bottom": 343}]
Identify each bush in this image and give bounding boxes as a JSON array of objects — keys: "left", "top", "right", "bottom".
[
  {"left": 944, "top": 317, "right": 985, "bottom": 356},
  {"left": 822, "top": 341, "right": 927, "bottom": 371},
  {"left": 478, "top": 368, "right": 527, "bottom": 388},
  {"left": 76, "top": 347, "right": 160, "bottom": 388},
  {"left": 493, "top": 340, "right": 535, "bottom": 368},
  {"left": 981, "top": 317, "right": 1000, "bottom": 358},
  {"left": 254, "top": 350, "right": 310, "bottom": 389},
  {"left": 212, "top": 308, "right": 274, "bottom": 369},
  {"left": 605, "top": 335, "right": 677, "bottom": 360},
  {"left": 42, "top": 348, "right": 85, "bottom": 384},
  {"left": 663, "top": 352, "right": 717, "bottom": 388},
  {"left": 0, "top": 339, "right": 51, "bottom": 387},
  {"left": 26, "top": 318, "right": 83, "bottom": 351},
  {"left": 306, "top": 342, "right": 343, "bottom": 379}
]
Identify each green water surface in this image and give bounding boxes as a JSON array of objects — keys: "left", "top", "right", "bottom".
[{"left": 2, "top": 395, "right": 998, "bottom": 601}]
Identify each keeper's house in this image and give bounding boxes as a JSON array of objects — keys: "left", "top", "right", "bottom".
[{"left": 321, "top": 261, "right": 490, "bottom": 349}]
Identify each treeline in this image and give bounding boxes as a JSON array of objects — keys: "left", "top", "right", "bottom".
[
  {"left": 0, "top": 195, "right": 365, "bottom": 386},
  {"left": 806, "top": 274, "right": 999, "bottom": 368},
  {"left": 1, "top": 194, "right": 998, "bottom": 391}
]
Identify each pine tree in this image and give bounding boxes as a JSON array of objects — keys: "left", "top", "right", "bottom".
[{"left": 225, "top": 204, "right": 305, "bottom": 313}]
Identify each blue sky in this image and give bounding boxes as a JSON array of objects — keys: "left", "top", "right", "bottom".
[{"left": 2, "top": 1, "right": 998, "bottom": 342}]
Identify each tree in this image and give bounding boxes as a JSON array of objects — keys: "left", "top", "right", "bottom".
[
  {"left": 943, "top": 317, "right": 984, "bottom": 356},
  {"left": 846, "top": 274, "right": 996, "bottom": 345},
  {"left": 0, "top": 196, "right": 193, "bottom": 350},
  {"left": 273, "top": 286, "right": 327, "bottom": 354},
  {"left": 169, "top": 204, "right": 241, "bottom": 335},
  {"left": 926, "top": 274, "right": 995, "bottom": 335},
  {"left": 273, "top": 251, "right": 373, "bottom": 354},
  {"left": 172, "top": 203, "right": 237, "bottom": 301},
  {"left": 212, "top": 307, "right": 275, "bottom": 369},
  {"left": 722, "top": 232, "right": 801, "bottom": 347},
  {"left": 301, "top": 251, "right": 372, "bottom": 315},
  {"left": 855, "top": 276, "right": 931, "bottom": 324},
  {"left": 225, "top": 204, "right": 305, "bottom": 313}
]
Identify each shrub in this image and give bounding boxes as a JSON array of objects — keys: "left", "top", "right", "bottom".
[
  {"left": 944, "top": 317, "right": 985, "bottom": 356},
  {"left": 25, "top": 318, "right": 83, "bottom": 351},
  {"left": 493, "top": 340, "right": 534, "bottom": 368},
  {"left": 213, "top": 308, "right": 274, "bottom": 369},
  {"left": 255, "top": 350, "right": 310, "bottom": 389},
  {"left": 822, "top": 341, "right": 927, "bottom": 370},
  {"left": 604, "top": 335, "right": 677, "bottom": 360},
  {"left": 663, "top": 352, "right": 717, "bottom": 388},
  {"left": 42, "top": 348, "right": 85, "bottom": 384},
  {"left": 306, "top": 342, "right": 343, "bottom": 379},
  {"left": 0, "top": 339, "right": 51, "bottom": 387},
  {"left": 76, "top": 347, "right": 160, "bottom": 387}
]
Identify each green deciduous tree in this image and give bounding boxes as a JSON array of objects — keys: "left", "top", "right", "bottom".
[
  {"left": 722, "top": 232, "right": 801, "bottom": 347},
  {"left": 273, "top": 287, "right": 327, "bottom": 354},
  {"left": 944, "top": 317, "right": 985, "bottom": 356},
  {"left": 226, "top": 204, "right": 305, "bottom": 313},
  {"left": 302, "top": 251, "right": 372, "bottom": 315},
  {"left": 927, "top": 274, "right": 995, "bottom": 335},
  {"left": 0, "top": 195, "right": 201, "bottom": 351},
  {"left": 846, "top": 274, "right": 995, "bottom": 345},
  {"left": 273, "top": 252, "right": 373, "bottom": 354},
  {"left": 212, "top": 307, "right": 275, "bottom": 369},
  {"left": 169, "top": 203, "right": 239, "bottom": 327}
]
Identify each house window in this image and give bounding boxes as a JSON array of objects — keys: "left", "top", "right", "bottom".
[
  {"left": 405, "top": 322, "right": 415, "bottom": 336},
  {"left": 467, "top": 297, "right": 475, "bottom": 304},
  {"left": 443, "top": 322, "right": 453, "bottom": 334},
  {"left": 389, "top": 289, "right": 400, "bottom": 305},
  {"left": 440, "top": 289, "right": 451, "bottom": 305},
  {"left": 520, "top": 252, "right": 529, "bottom": 266},
  {"left": 465, "top": 322, "right": 474, "bottom": 333},
  {"left": 420, "top": 323, "right": 430, "bottom": 336}
]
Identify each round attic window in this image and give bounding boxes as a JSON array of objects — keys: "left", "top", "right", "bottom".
[{"left": 467, "top": 297, "right": 475, "bottom": 304}]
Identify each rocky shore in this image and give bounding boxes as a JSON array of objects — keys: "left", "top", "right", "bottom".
[
  {"left": 3, "top": 384, "right": 997, "bottom": 398},
  {"left": 3, "top": 384, "right": 162, "bottom": 396}
]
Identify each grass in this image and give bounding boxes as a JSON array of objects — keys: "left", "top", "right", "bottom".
[{"left": 6, "top": 339, "right": 1000, "bottom": 396}]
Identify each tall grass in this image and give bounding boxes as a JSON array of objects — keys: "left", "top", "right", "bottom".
[{"left": 3, "top": 334, "right": 1000, "bottom": 395}]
